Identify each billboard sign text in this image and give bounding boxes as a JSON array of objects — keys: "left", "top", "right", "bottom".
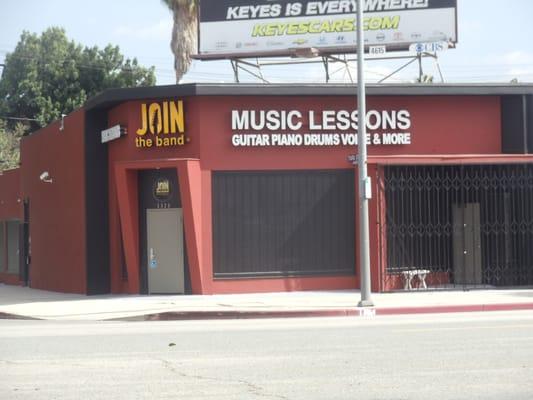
[{"left": 197, "top": 0, "right": 458, "bottom": 59}]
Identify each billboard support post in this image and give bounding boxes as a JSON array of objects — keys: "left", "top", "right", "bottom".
[{"left": 356, "top": 0, "right": 374, "bottom": 308}]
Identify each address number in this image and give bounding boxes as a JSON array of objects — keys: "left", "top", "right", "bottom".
[{"left": 369, "top": 46, "right": 386, "bottom": 55}]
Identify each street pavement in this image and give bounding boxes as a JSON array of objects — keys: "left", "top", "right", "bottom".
[
  {"left": 1, "top": 283, "right": 533, "bottom": 321},
  {"left": 1, "top": 312, "right": 533, "bottom": 399}
]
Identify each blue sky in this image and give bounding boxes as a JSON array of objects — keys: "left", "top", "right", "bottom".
[{"left": 1, "top": 0, "right": 533, "bottom": 85}]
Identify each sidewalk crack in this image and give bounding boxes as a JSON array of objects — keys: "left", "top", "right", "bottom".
[{"left": 158, "top": 358, "right": 290, "bottom": 400}]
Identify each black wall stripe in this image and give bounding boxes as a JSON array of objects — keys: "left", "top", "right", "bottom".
[
  {"left": 502, "top": 95, "right": 527, "bottom": 154},
  {"left": 85, "top": 109, "right": 110, "bottom": 295},
  {"left": 524, "top": 95, "right": 533, "bottom": 154}
]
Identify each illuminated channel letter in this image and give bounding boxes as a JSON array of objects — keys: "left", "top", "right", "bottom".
[
  {"left": 170, "top": 100, "right": 185, "bottom": 133},
  {"left": 137, "top": 104, "right": 148, "bottom": 136},
  {"left": 149, "top": 103, "right": 163, "bottom": 134}
]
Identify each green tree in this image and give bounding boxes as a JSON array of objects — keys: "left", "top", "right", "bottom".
[
  {"left": 161, "top": 0, "right": 198, "bottom": 83},
  {"left": 0, "top": 27, "right": 156, "bottom": 128},
  {"left": 0, "top": 120, "right": 26, "bottom": 171}
]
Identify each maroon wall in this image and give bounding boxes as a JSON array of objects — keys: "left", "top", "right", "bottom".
[
  {"left": 0, "top": 91, "right": 512, "bottom": 295},
  {"left": 104, "top": 94, "right": 503, "bottom": 294},
  {"left": 105, "top": 95, "right": 502, "bottom": 170},
  {"left": 106, "top": 99, "right": 203, "bottom": 293},
  {"left": 20, "top": 110, "right": 87, "bottom": 294},
  {"left": 199, "top": 95, "right": 502, "bottom": 170}
]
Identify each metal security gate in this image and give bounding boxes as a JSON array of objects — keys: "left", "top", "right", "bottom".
[{"left": 380, "top": 164, "right": 533, "bottom": 291}]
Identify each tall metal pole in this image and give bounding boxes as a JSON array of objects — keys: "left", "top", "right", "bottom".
[{"left": 356, "top": 0, "right": 374, "bottom": 307}]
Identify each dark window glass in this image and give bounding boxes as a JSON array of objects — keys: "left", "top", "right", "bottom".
[
  {"left": 213, "top": 170, "right": 355, "bottom": 277},
  {"left": 0, "top": 222, "right": 5, "bottom": 271},
  {"left": 7, "top": 220, "right": 20, "bottom": 274}
]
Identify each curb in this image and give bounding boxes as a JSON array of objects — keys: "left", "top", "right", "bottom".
[
  {"left": 110, "top": 302, "right": 533, "bottom": 321},
  {"left": 111, "top": 309, "right": 361, "bottom": 321},
  {"left": 377, "top": 302, "right": 533, "bottom": 316},
  {"left": 2, "top": 302, "right": 533, "bottom": 321},
  {"left": 0, "top": 312, "right": 40, "bottom": 320}
]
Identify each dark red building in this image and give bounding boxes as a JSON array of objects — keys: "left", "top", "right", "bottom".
[{"left": 1, "top": 83, "right": 533, "bottom": 295}]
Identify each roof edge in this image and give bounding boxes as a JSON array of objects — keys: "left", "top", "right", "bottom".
[{"left": 85, "top": 83, "right": 533, "bottom": 112}]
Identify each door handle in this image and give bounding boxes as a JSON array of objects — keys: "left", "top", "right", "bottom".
[{"left": 149, "top": 248, "right": 157, "bottom": 269}]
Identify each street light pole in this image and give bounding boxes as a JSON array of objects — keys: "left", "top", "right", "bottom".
[{"left": 356, "top": 0, "right": 374, "bottom": 307}]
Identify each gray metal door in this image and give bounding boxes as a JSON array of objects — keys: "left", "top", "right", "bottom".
[
  {"left": 146, "top": 208, "right": 184, "bottom": 294},
  {"left": 453, "top": 203, "right": 482, "bottom": 285}
]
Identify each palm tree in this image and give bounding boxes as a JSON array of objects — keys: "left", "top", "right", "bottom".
[{"left": 161, "top": 0, "right": 198, "bottom": 83}]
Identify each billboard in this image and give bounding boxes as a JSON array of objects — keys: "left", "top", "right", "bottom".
[{"left": 197, "top": 0, "right": 457, "bottom": 59}]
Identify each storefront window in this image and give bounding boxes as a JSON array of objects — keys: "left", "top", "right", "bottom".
[
  {"left": 0, "top": 222, "right": 5, "bottom": 272},
  {"left": 213, "top": 170, "right": 355, "bottom": 278},
  {"left": 7, "top": 220, "right": 20, "bottom": 274}
]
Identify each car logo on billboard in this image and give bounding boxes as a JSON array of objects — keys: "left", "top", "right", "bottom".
[
  {"left": 432, "top": 31, "right": 447, "bottom": 40},
  {"left": 292, "top": 38, "right": 308, "bottom": 46},
  {"left": 336, "top": 35, "right": 346, "bottom": 44},
  {"left": 393, "top": 32, "right": 404, "bottom": 41}
]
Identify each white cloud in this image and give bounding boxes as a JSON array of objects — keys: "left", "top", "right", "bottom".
[
  {"left": 506, "top": 67, "right": 533, "bottom": 80},
  {"left": 113, "top": 18, "right": 172, "bottom": 41},
  {"left": 502, "top": 51, "right": 533, "bottom": 66},
  {"left": 484, "top": 50, "right": 533, "bottom": 67},
  {"left": 365, "top": 66, "right": 396, "bottom": 82},
  {"left": 499, "top": 51, "right": 533, "bottom": 81}
]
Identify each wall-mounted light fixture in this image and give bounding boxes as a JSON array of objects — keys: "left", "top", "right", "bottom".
[
  {"left": 59, "top": 114, "right": 67, "bottom": 132},
  {"left": 39, "top": 171, "right": 53, "bottom": 183}
]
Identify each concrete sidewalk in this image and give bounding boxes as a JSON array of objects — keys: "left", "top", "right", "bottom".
[{"left": 1, "top": 283, "right": 533, "bottom": 321}]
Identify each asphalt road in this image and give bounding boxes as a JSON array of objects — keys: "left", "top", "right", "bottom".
[{"left": 1, "top": 311, "right": 533, "bottom": 400}]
